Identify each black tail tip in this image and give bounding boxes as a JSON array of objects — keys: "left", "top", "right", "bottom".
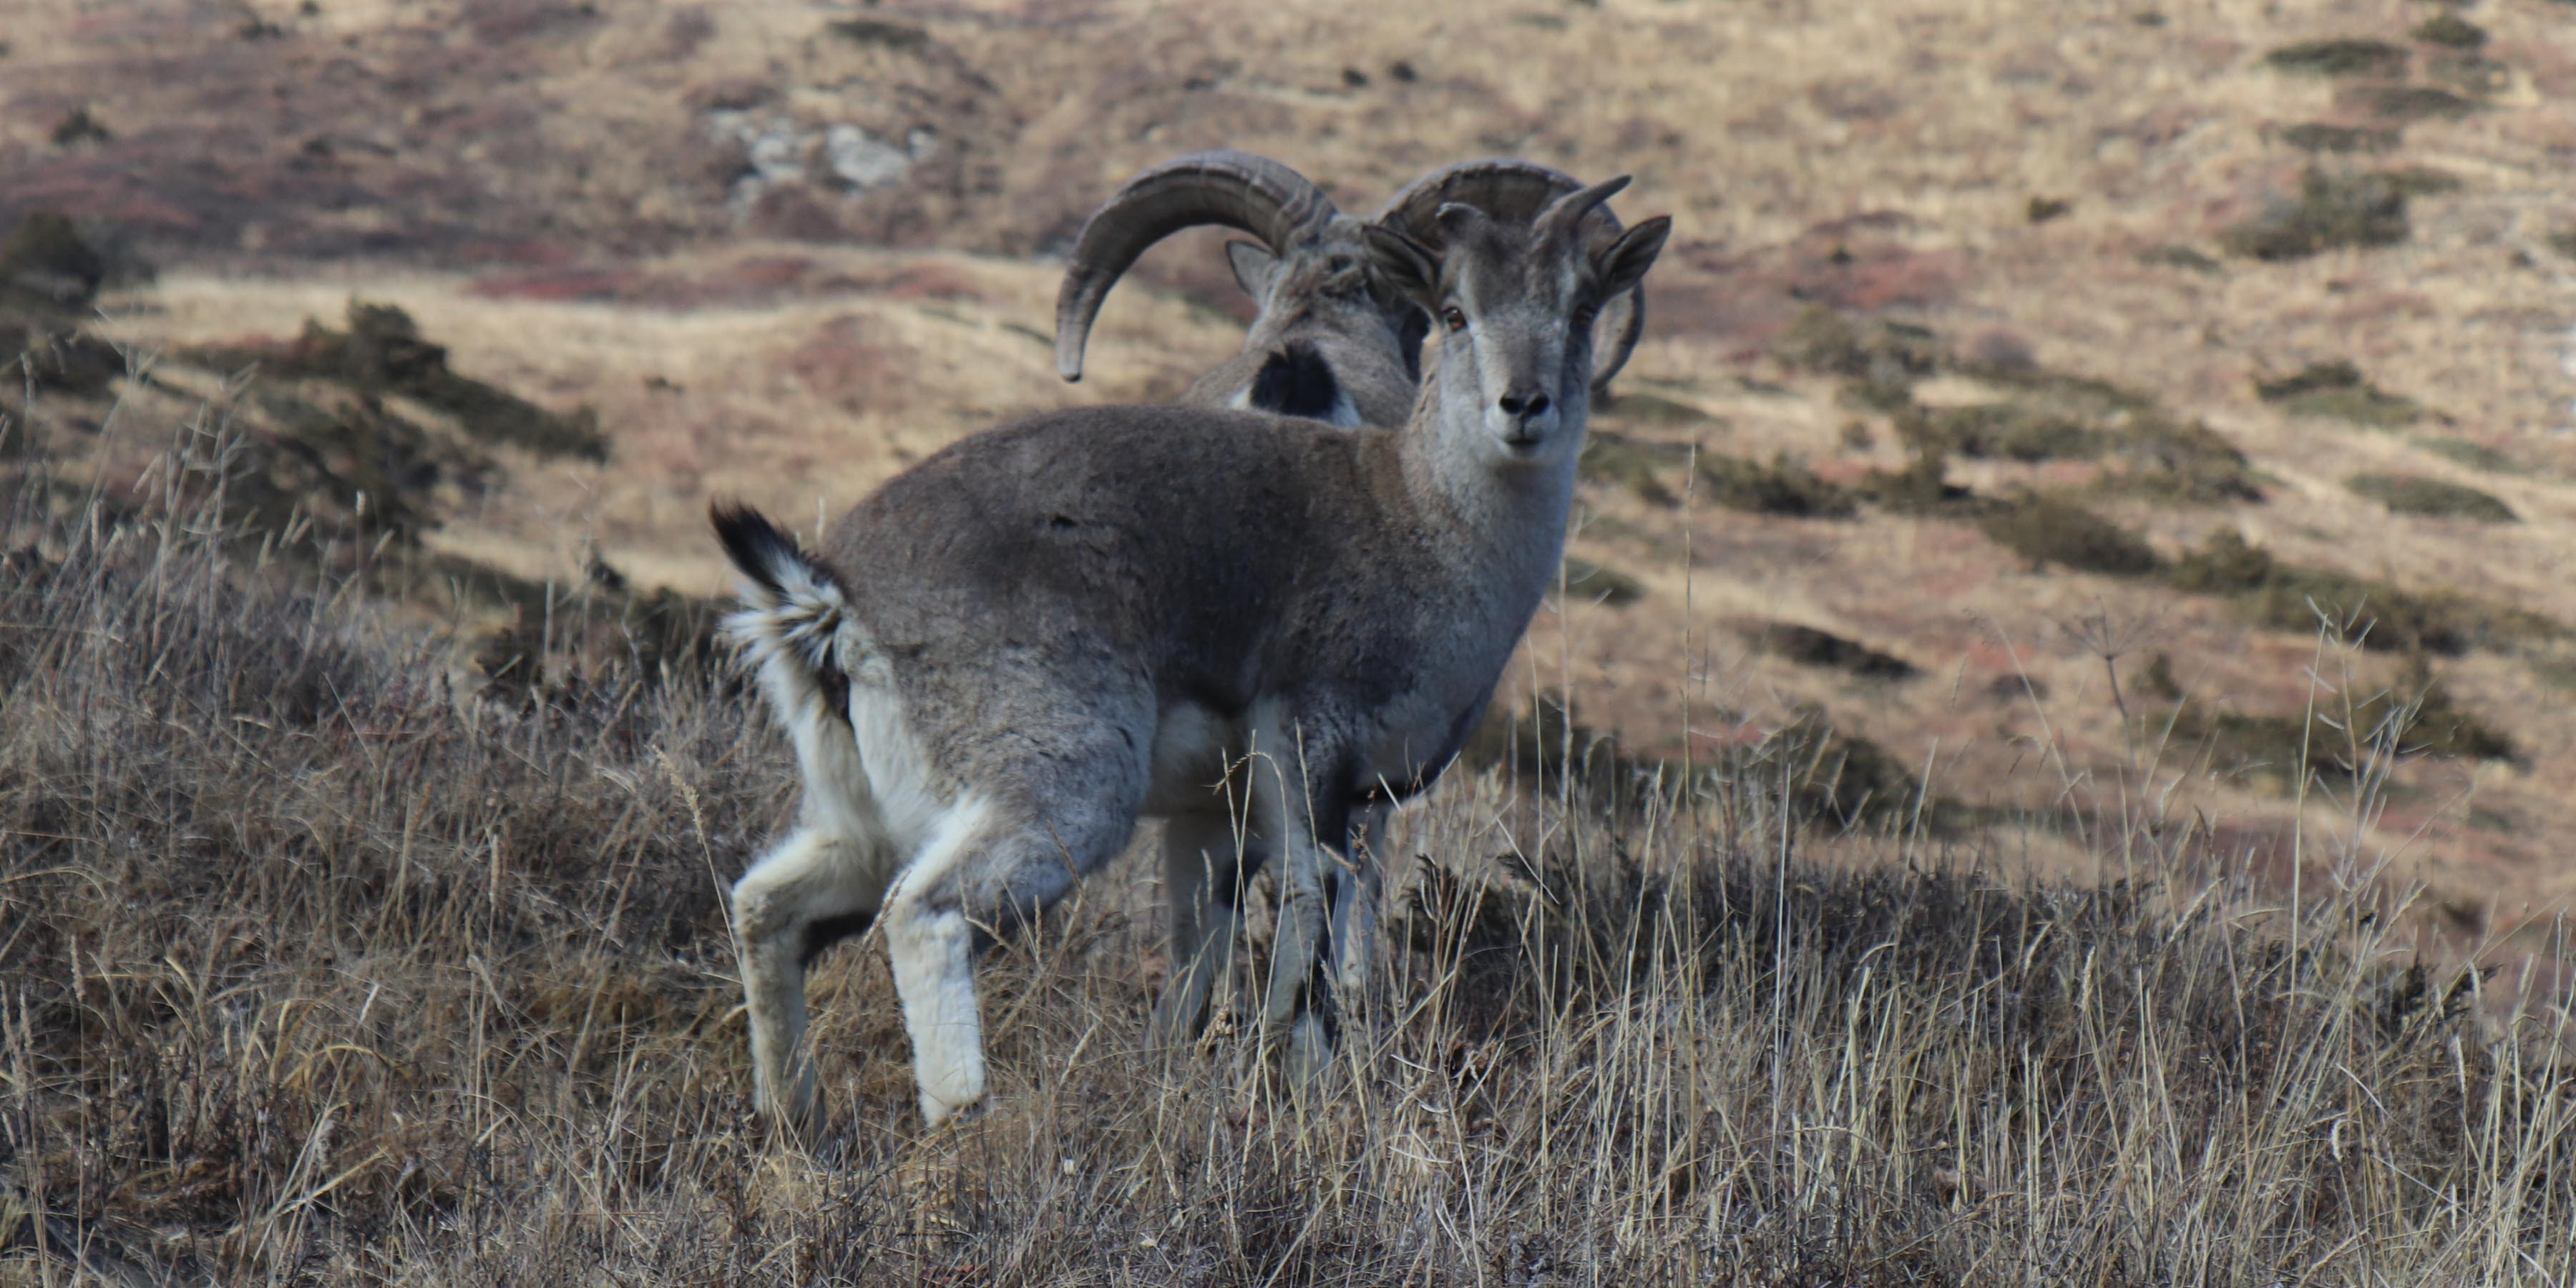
[{"left": 708, "top": 499, "right": 796, "bottom": 597}]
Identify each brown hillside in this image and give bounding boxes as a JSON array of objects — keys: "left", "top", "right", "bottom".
[{"left": 6, "top": 0, "right": 2573, "bottom": 940}]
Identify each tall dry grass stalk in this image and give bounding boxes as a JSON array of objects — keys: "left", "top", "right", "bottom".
[{"left": 1, "top": 403, "right": 2570, "bottom": 1285}]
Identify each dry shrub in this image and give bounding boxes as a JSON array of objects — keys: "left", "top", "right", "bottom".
[
  {"left": 47, "top": 105, "right": 114, "bottom": 147},
  {"left": 2162, "top": 660, "right": 2519, "bottom": 791},
  {"left": 0, "top": 319, "right": 123, "bottom": 399},
  {"left": 2421, "top": 437, "right": 2516, "bottom": 472},
  {"left": 1752, "top": 703, "right": 1931, "bottom": 826},
  {"left": 1598, "top": 389, "right": 1717, "bottom": 430},
  {"left": 0, "top": 214, "right": 135, "bottom": 404},
  {"left": 17, "top": 319, "right": 723, "bottom": 686},
  {"left": 1898, "top": 389, "right": 2257, "bottom": 504},
  {"left": 2384, "top": 165, "right": 2464, "bottom": 196},
  {"left": 2411, "top": 14, "right": 2485, "bottom": 49},
  {"left": 190, "top": 301, "right": 608, "bottom": 460},
  {"left": 1577, "top": 430, "right": 1692, "bottom": 506},
  {"left": 2263, "top": 39, "right": 2408, "bottom": 78},
  {"left": 2345, "top": 472, "right": 2517, "bottom": 523},
  {"left": 223, "top": 390, "right": 494, "bottom": 545},
  {"left": 2138, "top": 243, "right": 2224, "bottom": 272},
  {"left": 0, "top": 213, "right": 107, "bottom": 312},
  {"left": 2425, "top": 52, "right": 2509, "bottom": 97},
  {"left": 1793, "top": 312, "right": 2258, "bottom": 503},
  {"left": 1458, "top": 696, "right": 1930, "bottom": 830},
  {"left": 1860, "top": 440, "right": 1978, "bottom": 514},
  {"left": 2255, "top": 359, "right": 2422, "bottom": 428},
  {"left": 1978, "top": 492, "right": 2161, "bottom": 576},
  {"left": 826, "top": 17, "right": 932, "bottom": 52},
  {"left": 2101, "top": 419, "right": 2265, "bottom": 504},
  {"left": 1900, "top": 401, "right": 2100, "bottom": 463},
  {"left": 2353, "top": 84, "right": 2479, "bottom": 122},
  {"left": 2221, "top": 169, "right": 2411, "bottom": 261},
  {"left": 1750, "top": 620, "right": 1919, "bottom": 681},
  {"left": 2167, "top": 529, "right": 2555, "bottom": 655},
  {"left": 1776, "top": 307, "right": 1936, "bottom": 411},
  {"left": 2280, "top": 122, "right": 2400, "bottom": 154},
  {"left": 1697, "top": 452, "right": 1858, "bottom": 519}
]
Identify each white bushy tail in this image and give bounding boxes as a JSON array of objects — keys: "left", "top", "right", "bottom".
[{"left": 711, "top": 503, "right": 856, "bottom": 726}]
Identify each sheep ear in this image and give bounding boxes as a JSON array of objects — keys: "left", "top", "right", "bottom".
[
  {"left": 1361, "top": 222, "right": 1439, "bottom": 304},
  {"left": 1594, "top": 215, "right": 1670, "bottom": 300},
  {"left": 1224, "top": 240, "right": 1279, "bottom": 299}
]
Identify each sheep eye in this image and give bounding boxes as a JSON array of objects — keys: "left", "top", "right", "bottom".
[
  {"left": 1441, "top": 306, "right": 1467, "bottom": 332},
  {"left": 1571, "top": 305, "right": 1599, "bottom": 332}
]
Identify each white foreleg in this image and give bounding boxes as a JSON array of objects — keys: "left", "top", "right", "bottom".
[
  {"left": 1331, "top": 800, "right": 1392, "bottom": 1004},
  {"left": 1153, "top": 808, "right": 1262, "bottom": 1047}
]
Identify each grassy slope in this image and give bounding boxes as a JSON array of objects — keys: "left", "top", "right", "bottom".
[
  {"left": 4, "top": 1, "right": 2576, "bottom": 1278},
  {"left": 9, "top": 0, "right": 2572, "bottom": 925},
  {"left": 1, "top": 471, "right": 2570, "bottom": 1284}
]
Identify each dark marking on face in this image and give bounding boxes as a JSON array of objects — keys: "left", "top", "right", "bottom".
[
  {"left": 1249, "top": 341, "right": 1345, "bottom": 419},
  {"left": 1397, "top": 307, "right": 1430, "bottom": 381},
  {"left": 800, "top": 909, "right": 875, "bottom": 967}
]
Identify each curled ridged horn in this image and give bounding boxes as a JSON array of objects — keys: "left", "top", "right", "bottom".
[
  {"left": 1376, "top": 160, "right": 1648, "bottom": 392},
  {"left": 1054, "top": 150, "right": 1339, "bottom": 383},
  {"left": 1376, "top": 158, "right": 1596, "bottom": 244}
]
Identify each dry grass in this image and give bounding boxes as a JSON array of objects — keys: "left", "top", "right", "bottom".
[{"left": 6, "top": 391, "right": 2575, "bottom": 1287}]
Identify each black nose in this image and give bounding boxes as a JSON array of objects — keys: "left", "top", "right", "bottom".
[{"left": 1498, "top": 390, "right": 1551, "bottom": 419}]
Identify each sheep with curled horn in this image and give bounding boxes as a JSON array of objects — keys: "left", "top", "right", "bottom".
[
  {"left": 1051, "top": 152, "right": 1652, "bottom": 1052},
  {"left": 718, "top": 177, "right": 1671, "bottom": 1133},
  {"left": 1053, "top": 152, "right": 1650, "bottom": 426}
]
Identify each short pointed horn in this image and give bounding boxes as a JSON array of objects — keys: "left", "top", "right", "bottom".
[
  {"left": 1054, "top": 151, "right": 1338, "bottom": 383},
  {"left": 1382, "top": 162, "right": 1648, "bottom": 394},
  {"left": 1535, "top": 175, "right": 1632, "bottom": 243}
]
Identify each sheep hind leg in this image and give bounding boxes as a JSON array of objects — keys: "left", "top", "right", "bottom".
[
  {"left": 882, "top": 782, "right": 1143, "bottom": 1128},
  {"left": 733, "top": 825, "right": 891, "bottom": 1136}
]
